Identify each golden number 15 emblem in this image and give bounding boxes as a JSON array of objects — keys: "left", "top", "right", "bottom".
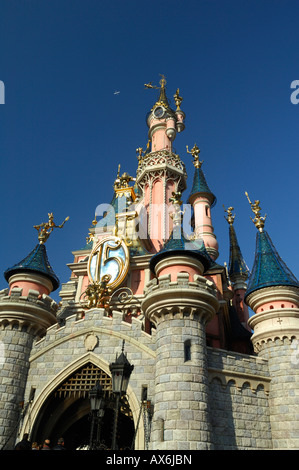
[{"left": 87, "top": 236, "right": 130, "bottom": 289}]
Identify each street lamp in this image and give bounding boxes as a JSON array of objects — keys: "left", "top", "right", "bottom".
[
  {"left": 109, "top": 341, "right": 134, "bottom": 450},
  {"left": 89, "top": 381, "right": 105, "bottom": 449}
]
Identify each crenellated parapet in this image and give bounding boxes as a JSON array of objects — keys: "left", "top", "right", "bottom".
[
  {"left": 0, "top": 287, "right": 58, "bottom": 336},
  {"left": 31, "top": 306, "right": 156, "bottom": 358},
  {"left": 142, "top": 272, "right": 219, "bottom": 327}
]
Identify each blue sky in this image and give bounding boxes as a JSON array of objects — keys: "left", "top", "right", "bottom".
[{"left": 1, "top": 0, "right": 299, "bottom": 303}]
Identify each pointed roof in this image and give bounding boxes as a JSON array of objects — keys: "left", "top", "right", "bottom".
[
  {"left": 245, "top": 230, "right": 299, "bottom": 298},
  {"left": 4, "top": 243, "right": 60, "bottom": 291},
  {"left": 187, "top": 162, "right": 216, "bottom": 207},
  {"left": 149, "top": 224, "right": 213, "bottom": 273},
  {"left": 227, "top": 218, "right": 249, "bottom": 283}
]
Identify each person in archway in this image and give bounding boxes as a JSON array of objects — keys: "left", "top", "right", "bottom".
[
  {"left": 14, "top": 433, "right": 31, "bottom": 450},
  {"left": 41, "top": 439, "right": 51, "bottom": 450},
  {"left": 53, "top": 437, "right": 66, "bottom": 450}
]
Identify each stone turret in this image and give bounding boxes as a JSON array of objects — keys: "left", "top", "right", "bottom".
[
  {"left": 0, "top": 214, "right": 66, "bottom": 449},
  {"left": 245, "top": 195, "right": 299, "bottom": 449},
  {"left": 142, "top": 200, "right": 219, "bottom": 450}
]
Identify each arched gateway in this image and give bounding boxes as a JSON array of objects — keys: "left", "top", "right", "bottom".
[{"left": 20, "top": 354, "right": 145, "bottom": 450}]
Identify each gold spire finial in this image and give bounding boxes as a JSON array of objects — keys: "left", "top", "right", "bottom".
[
  {"left": 34, "top": 213, "right": 69, "bottom": 244},
  {"left": 245, "top": 191, "right": 267, "bottom": 232},
  {"left": 223, "top": 205, "right": 235, "bottom": 225},
  {"left": 186, "top": 144, "right": 203, "bottom": 168},
  {"left": 174, "top": 88, "right": 183, "bottom": 110},
  {"left": 159, "top": 74, "right": 166, "bottom": 88}
]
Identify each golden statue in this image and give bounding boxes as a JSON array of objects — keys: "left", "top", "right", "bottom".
[
  {"left": 34, "top": 213, "right": 69, "bottom": 244},
  {"left": 86, "top": 213, "right": 97, "bottom": 244},
  {"left": 169, "top": 191, "right": 183, "bottom": 206},
  {"left": 119, "top": 171, "right": 135, "bottom": 188},
  {"left": 174, "top": 88, "right": 183, "bottom": 110},
  {"left": 83, "top": 274, "right": 112, "bottom": 309},
  {"left": 245, "top": 191, "right": 267, "bottom": 232},
  {"left": 136, "top": 147, "right": 144, "bottom": 160},
  {"left": 186, "top": 144, "right": 203, "bottom": 169},
  {"left": 223, "top": 205, "right": 235, "bottom": 225}
]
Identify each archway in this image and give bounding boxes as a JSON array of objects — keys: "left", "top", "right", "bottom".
[{"left": 29, "top": 362, "right": 135, "bottom": 450}]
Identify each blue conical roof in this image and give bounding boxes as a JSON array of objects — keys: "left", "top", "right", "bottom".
[
  {"left": 149, "top": 224, "right": 214, "bottom": 273},
  {"left": 245, "top": 230, "right": 299, "bottom": 298},
  {"left": 188, "top": 165, "right": 216, "bottom": 207},
  {"left": 228, "top": 224, "right": 250, "bottom": 281},
  {"left": 4, "top": 243, "right": 60, "bottom": 291}
]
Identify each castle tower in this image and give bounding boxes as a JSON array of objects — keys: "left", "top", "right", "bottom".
[
  {"left": 224, "top": 206, "right": 250, "bottom": 328},
  {"left": 136, "top": 77, "right": 187, "bottom": 252},
  {"left": 0, "top": 214, "right": 67, "bottom": 449},
  {"left": 187, "top": 145, "right": 219, "bottom": 260},
  {"left": 142, "top": 197, "right": 219, "bottom": 450},
  {"left": 244, "top": 194, "right": 299, "bottom": 449}
]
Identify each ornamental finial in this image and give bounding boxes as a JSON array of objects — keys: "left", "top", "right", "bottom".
[
  {"left": 186, "top": 144, "right": 203, "bottom": 168},
  {"left": 223, "top": 205, "right": 235, "bottom": 225},
  {"left": 173, "top": 88, "right": 183, "bottom": 110},
  {"left": 34, "top": 213, "right": 69, "bottom": 244},
  {"left": 245, "top": 191, "right": 267, "bottom": 232}
]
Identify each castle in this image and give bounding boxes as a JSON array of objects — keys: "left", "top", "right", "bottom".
[{"left": 1, "top": 77, "right": 299, "bottom": 450}]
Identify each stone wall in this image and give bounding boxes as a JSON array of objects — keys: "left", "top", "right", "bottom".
[
  {"left": 208, "top": 347, "right": 272, "bottom": 449},
  {"left": 21, "top": 308, "right": 156, "bottom": 449}
]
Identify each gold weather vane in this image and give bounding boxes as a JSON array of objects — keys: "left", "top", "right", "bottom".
[
  {"left": 186, "top": 144, "right": 203, "bottom": 169},
  {"left": 223, "top": 205, "right": 235, "bottom": 225},
  {"left": 245, "top": 192, "right": 267, "bottom": 232},
  {"left": 34, "top": 213, "right": 69, "bottom": 244},
  {"left": 144, "top": 74, "right": 167, "bottom": 90}
]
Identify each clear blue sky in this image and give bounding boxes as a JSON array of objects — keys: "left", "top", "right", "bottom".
[{"left": 1, "top": 0, "right": 299, "bottom": 303}]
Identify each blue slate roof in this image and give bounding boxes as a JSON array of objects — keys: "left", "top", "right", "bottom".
[
  {"left": 245, "top": 230, "right": 299, "bottom": 298},
  {"left": 228, "top": 224, "right": 249, "bottom": 281},
  {"left": 4, "top": 243, "right": 60, "bottom": 291},
  {"left": 150, "top": 224, "right": 214, "bottom": 273},
  {"left": 187, "top": 165, "right": 216, "bottom": 208}
]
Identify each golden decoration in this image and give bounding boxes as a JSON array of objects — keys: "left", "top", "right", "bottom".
[
  {"left": 173, "top": 88, "right": 183, "bottom": 110},
  {"left": 223, "top": 205, "right": 235, "bottom": 225},
  {"left": 81, "top": 274, "right": 112, "bottom": 310},
  {"left": 34, "top": 213, "right": 69, "bottom": 244},
  {"left": 245, "top": 192, "right": 267, "bottom": 232},
  {"left": 186, "top": 144, "right": 203, "bottom": 168}
]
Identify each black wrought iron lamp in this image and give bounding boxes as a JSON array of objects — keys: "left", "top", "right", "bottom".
[
  {"left": 89, "top": 381, "right": 105, "bottom": 449},
  {"left": 109, "top": 341, "right": 134, "bottom": 450}
]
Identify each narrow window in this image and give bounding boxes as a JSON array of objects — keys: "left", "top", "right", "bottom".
[{"left": 184, "top": 339, "right": 191, "bottom": 362}]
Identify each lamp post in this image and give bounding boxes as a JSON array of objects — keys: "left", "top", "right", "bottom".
[
  {"left": 89, "top": 381, "right": 105, "bottom": 450},
  {"left": 109, "top": 341, "right": 134, "bottom": 450}
]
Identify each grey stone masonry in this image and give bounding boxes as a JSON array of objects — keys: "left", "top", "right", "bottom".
[
  {"left": 0, "top": 287, "right": 58, "bottom": 449},
  {"left": 208, "top": 348, "right": 272, "bottom": 449},
  {"left": 151, "top": 314, "right": 213, "bottom": 450},
  {"left": 142, "top": 273, "right": 219, "bottom": 450},
  {"left": 257, "top": 337, "right": 299, "bottom": 449}
]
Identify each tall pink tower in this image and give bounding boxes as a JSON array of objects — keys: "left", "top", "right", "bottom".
[{"left": 136, "top": 76, "right": 187, "bottom": 252}]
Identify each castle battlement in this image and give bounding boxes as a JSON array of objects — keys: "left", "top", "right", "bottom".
[
  {"left": 32, "top": 307, "right": 156, "bottom": 359},
  {"left": 0, "top": 287, "right": 58, "bottom": 314}
]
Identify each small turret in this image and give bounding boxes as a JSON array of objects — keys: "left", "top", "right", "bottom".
[
  {"left": 244, "top": 194, "right": 299, "bottom": 449},
  {"left": 145, "top": 75, "right": 185, "bottom": 152},
  {"left": 0, "top": 213, "right": 68, "bottom": 449},
  {"left": 187, "top": 145, "right": 218, "bottom": 260},
  {"left": 224, "top": 206, "right": 250, "bottom": 328}
]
